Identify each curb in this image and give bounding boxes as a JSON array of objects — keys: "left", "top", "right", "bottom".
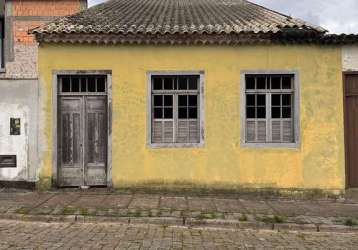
[{"left": 1, "top": 213, "right": 358, "bottom": 233}]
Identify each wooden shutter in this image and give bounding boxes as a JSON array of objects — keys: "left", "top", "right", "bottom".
[
  {"left": 246, "top": 120, "right": 256, "bottom": 142},
  {"left": 257, "top": 120, "right": 266, "bottom": 142},
  {"left": 271, "top": 119, "right": 293, "bottom": 142},
  {"left": 177, "top": 120, "right": 199, "bottom": 143},
  {"left": 152, "top": 120, "right": 174, "bottom": 143}
]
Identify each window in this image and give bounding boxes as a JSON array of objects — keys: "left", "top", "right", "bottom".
[
  {"left": 0, "top": 16, "right": 4, "bottom": 68},
  {"left": 59, "top": 75, "right": 107, "bottom": 94},
  {"left": 149, "top": 74, "right": 203, "bottom": 145},
  {"left": 243, "top": 74, "right": 298, "bottom": 145}
]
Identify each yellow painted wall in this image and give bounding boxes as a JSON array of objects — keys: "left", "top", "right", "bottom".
[{"left": 38, "top": 44, "right": 345, "bottom": 190}]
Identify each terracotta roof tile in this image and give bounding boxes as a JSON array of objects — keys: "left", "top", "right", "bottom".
[{"left": 33, "top": 0, "right": 326, "bottom": 38}]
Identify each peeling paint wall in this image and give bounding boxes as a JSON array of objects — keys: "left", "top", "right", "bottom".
[
  {"left": 38, "top": 44, "right": 345, "bottom": 190},
  {"left": 343, "top": 45, "right": 358, "bottom": 71},
  {"left": 0, "top": 79, "right": 38, "bottom": 182}
]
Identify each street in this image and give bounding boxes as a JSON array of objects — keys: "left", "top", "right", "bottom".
[{"left": 0, "top": 220, "right": 357, "bottom": 249}]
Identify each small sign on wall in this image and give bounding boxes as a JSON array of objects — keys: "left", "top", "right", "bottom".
[{"left": 10, "top": 118, "right": 20, "bottom": 135}]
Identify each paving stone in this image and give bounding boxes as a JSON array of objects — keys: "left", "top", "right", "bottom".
[
  {"left": 160, "top": 196, "right": 187, "bottom": 210},
  {"left": 72, "top": 195, "right": 107, "bottom": 208},
  {"left": 239, "top": 199, "right": 275, "bottom": 214},
  {"left": 102, "top": 194, "right": 133, "bottom": 208},
  {"left": 128, "top": 195, "right": 160, "bottom": 209},
  {"left": 267, "top": 200, "right": 309, "bottom": 216},
  {"left": 213, "top": 198, "right": 247, "bottom": 213},
  {"left": 188, "top": 197, "right": 216, "bottom": 212}
]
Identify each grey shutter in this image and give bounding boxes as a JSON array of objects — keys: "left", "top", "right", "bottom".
[
  {"left": 271, "top": 119, "right": 293, "bottom": 142},
  {"left": 257, "top": 120, "right": 266, "bottom": 142},
  {"left": 271, "top": 120, "right": 281, "bottom": 142},
  {"left": 189, "top": 120, "right": 199, "bottom": 143},
  {"left": 177, "top": 120, "right": 199, "bottom": 143},
  {"left": 163, "top": 121, "right": 174, "bottom": 143},
  {"left": 152, "top": 120, "right": 174, "bottom": 143},
  {"left": 246, "top": 120, "right": 255, "bottom": 142},
  {"left": 282, "top": 120, "right": 293, "bottom": 142}
]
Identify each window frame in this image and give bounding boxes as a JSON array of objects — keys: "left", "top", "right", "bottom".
[
  {"left": 147, "top": 71, "right": 205, "bottom": 148},
  {"left": 240, "top": 70, "right": 300, "bottom": 148}
]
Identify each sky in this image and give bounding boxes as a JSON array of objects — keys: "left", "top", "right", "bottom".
[{"left": 87, "top": 0, "right": 358, "bottom": 34}]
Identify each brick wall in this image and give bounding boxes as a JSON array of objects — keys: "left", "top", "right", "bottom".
[{"left": 1, "top": 0, "right": 85, "bottom": 79}]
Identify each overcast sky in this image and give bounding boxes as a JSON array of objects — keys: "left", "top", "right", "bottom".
[{"left": 88, "top": 0, "right": 358, "bottom": 34}]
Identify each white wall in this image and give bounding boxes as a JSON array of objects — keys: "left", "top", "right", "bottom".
[
  {"left": 343, "top": 45, "right": 358, "bottom": 71},
  {"left": 0, "top": 79, "right": 38, "bottom": 182},
  {"left": 0, "top": 104, "right": 28, "bottom": 180}
]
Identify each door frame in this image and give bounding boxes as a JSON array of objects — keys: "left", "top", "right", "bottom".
[
  {"left": 52, "top": 70, "right": 113, "bottom": 187},
  {"left": 343, "top": 71, "right": 358, "bottom": 189}
]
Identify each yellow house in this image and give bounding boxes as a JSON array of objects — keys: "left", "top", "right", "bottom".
[{"left": 33, "top": 0, "right": 355, "bottom": 192}]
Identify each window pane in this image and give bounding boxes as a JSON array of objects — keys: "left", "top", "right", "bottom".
[
  {"left": 246, "top": 95, "right": 255, "bottom": 106},
  {"left": 257, "top": 107, "right": 266, "bottom": 118},
  {"left": 188, "top": 108, "right": 197, "bottom": 119},
  {"left": 282, "top": 107, "right": 291, "bottom": 118},
  {"left": 178, "top": 108, "right": 187, "bottom": 119},
  {"left": 164, "top": 78, "right": 173, "bottom": 90},
  {"left": 257, "top": 95, "right": 266, "bottom": 106},
  {"left": 80, "top": 78, "right": 87, "bottom": 92},
  {"left": 247, "top": 107, "right": 255, "bottom": 118},
  {"left": 188, "top": 95, "right": 197, "bottom": 106},
  {"left": 62, "top": 77, "right": 70, "bottom": 92},
  {"left": 164, "top": 108, "right": 173, "bottom": 118},
  {"left": 178, "top": 77, "right": 187, "bottom": 90},
  {"left": 282, "top": 76, "right": 292, "bottom": 89},
  {"left": 164, "top": 95, "right": 173, "bottom": 106},
  {"left": 271, "top": 76, "right": 281, "bottom": 89},
  {"left": 97, "top": 77, "right": 106, "bottom": 92},
  {"left": 154, "top": 108, "right": 163, "bottom": 119},
  {"left": 272, "top": 107, "right": 281, "bottom": 118},
  {"left": 257, "top": 76, "right": 266, "bottom": 89},
  {"left": 282, "top": 94, "right": 291, "bottom": 106},
  {"left": 272, "top": 94, "right": 281, "bottom": 106},
  {"left": 88, "top": 77, "right": 96, "bottom": 92},
  {"left": 188, "top": 77, "right": 198, "bottom": 90},
  {"left": 71, "top": 78, "right": 80, "bottom": 92},
  {"left": 246, "top": 76, "right": 255, "bottom": 89},
  {"left": 153, "top": 78, "right": 162, "bottom": 90},
  {"left": 178, "top": 95, "right": 187, "bottom": 106},
  {"left": 154, "top": 95, "right": 162, "bottom": 106}
]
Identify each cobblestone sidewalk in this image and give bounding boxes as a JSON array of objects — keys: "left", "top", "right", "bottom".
[
  {"left": 1, "top": 220, "right": 358, "bottom": 249},
  {"left": 1, "top": 189, "right": 358, "bottom": 232}
]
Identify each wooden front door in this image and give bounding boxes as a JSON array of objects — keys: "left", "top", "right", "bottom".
[
  {"left": 344, "top": 73, "right": 358, "bottom": 188},
  {"left": 58, "top": 75, "right": 108, "bottom": 187}
]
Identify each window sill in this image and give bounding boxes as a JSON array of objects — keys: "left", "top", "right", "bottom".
[
  {"left": 241, "top": 142, "right": 300, "bottom": 149},
  {"left": 148, "top": 142, "right": 204, "bottom": 148}
]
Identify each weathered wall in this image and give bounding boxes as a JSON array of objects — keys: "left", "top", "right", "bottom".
[
  {"left": 38, "top": 44, "right": 345, "bottom": 190},
  {"left": 1, "top": 0, "right": 86, "bottom": 79},
  {"left": 0, "top": 79, "right": 38, "bottom": 181},
  {"left": 343, "top": 45, "right": 358, "bottom": 71}
]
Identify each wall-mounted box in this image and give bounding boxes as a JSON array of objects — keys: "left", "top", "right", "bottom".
[
  {"left": 10, "top": 118, "right": 20, "bottom": 135},
  {"left": 0, "top": 155, "right": 17, "bottom": 168}
]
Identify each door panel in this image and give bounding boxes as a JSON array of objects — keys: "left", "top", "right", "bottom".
[
  {"left": 58, "top": 97, "right": 83, "bottom": 187},
  {"left": 345, "top": 74, "right": 358, "bottom": 188},
  {"left": 85, "top": 96, "right": 107, "bottom": 186}
]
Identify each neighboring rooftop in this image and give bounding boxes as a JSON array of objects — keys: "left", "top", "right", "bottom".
[{"left": 32, "top": 0, "right": 357, "bottom": 44}]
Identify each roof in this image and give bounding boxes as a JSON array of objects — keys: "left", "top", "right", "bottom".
[{"left": 32, "top": 0, "right": 340, "bottom": 45}]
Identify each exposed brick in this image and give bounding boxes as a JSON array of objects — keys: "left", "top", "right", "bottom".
[{"left": 12, "top": 0, "right": 81, "bottom": 17}]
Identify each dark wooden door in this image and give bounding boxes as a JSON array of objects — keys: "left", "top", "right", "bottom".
[
  {"left": 59, "top": 97, "right": 84, "bottom": 186},
  {"left": 85, "top": 96, "right": 107, "bottom": 186},
  {"left": 345, "top": 73, "right": 358, "bottom": 188},
  {"left": 59, "top": 96, "right": 107, "bottom": 187}
]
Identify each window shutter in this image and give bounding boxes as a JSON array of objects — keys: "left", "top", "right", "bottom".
[
  {"left": 246, "top": 120, "right": 255, "bottom": 142},
  {"left": 177, "top": 120, "right": 199, "bottom": 143},
  {"left": 189, "top": 120, "right": 199, "bottom": 143},
  {"left": 152, "top": 121, "right": 163, "bottom": 143},
  {"left": 271, "top": 120, "right": 281, "bottom": 142},
  {"left": 282, "top": 120, "right": 293, "bottom": 142},
  {"left": 257, "top": 120, "right": 266, "bottom": 142},
  {"left": 163, "top": 120, "right": 174, "bottom": 143}
]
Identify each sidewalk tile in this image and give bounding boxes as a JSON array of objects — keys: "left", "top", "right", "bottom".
[
  {"left": 213, "top": 198, "right": 247, "bottom": 213},
  {"left": 160, "top": 196, "right": 187, "bottom": 210},
  {"left": 128, "top": 195, "right": 160, "bottom": 209},
  {"left": 188, "top": 197, "right": 216, "bottom": 212}
]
